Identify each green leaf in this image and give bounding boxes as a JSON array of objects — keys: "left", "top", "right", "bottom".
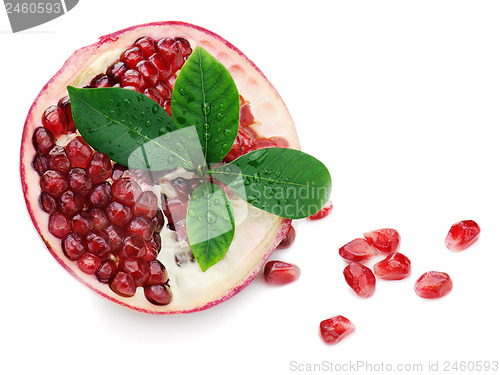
[
  {"left": 68, "top": 86, "right": 204, "bottom": 171},
  {"left": 171, "top": 46, "right": 239, "bottom": 165},
  {"left": 186, "top": 181, "right": 235, "bottom": 272},
  {"left": 210, "top": 148, "right": 332, "bottom": 219}
]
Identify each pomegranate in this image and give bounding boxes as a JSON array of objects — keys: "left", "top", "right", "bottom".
[
  {"left": 20, "top": 22, "right": 301, "bottom": 314},
  {"left": 263, "top": 261, "right": 301, "bottom": 285},
  {"left": 363, "top": 228, "right": 400, "bottom": 253},
  {"left": 339, "top": 238, "right": 378, "bottom": 263},
  {"left": 445, "top": 220, "right": 480, "bottom": 251},
  {"left": 343, "top": 262, "right": 376, "bottom": 297},
  {"left": 414, "top": 271, "right": 453, "bottom": 299},
  {"left": 373, "top": 252, "right": 411, "bottom": 280},
  {"left": 319, "top": 315, "right": 355, "bottom": 345}
]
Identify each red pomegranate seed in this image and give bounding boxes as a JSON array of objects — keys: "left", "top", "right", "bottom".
[
  {"left": 240, "top": 102, "right": 254, "bottom": 126},
  {"left": 111, "top": 163, "right": 127, "bottom": 181},
  {"left": 77, "top": 253, "right": 102, "bottom": 274},
  {"left": 112, "top": 178, "right": 142, "bottom": 206},
  {"left": 126, "top": 216, "right": 154, "bottom": 241},
  {"left": 110, "top": 272, "right": 137, "bottom": 297},
  {"left": 343, "top": 262, "right": 376, "bottom": 297},
  {"left": 152, "top": 232, "right": 162, "bottom": 248},
  {"left": 40, "top": 170, "right": 68, "bottom": 198},
  {"left": 121, "top": 47, "right": 143, "bottom": 68},
  {"left": 106, "top": 61, "right": 127, "bottom": 81},
  {"left": 120, "top": 69, "right": 146, "bottom": 91},
  {"left": 174, "top": 37, "right": 192, "bottom": 57},
  {"left": 87, "top": 152, "right": 112, "bottom": 184},
  {"left": 133, "top": 191, "right": 158, "bottom": 218},
  {"left": 142, "top": 241, "right": 158, "bottom": 262},
  {"left": 118, "top": 257, "right": 150, "bottom": 286},
  {"left": 122, "top": 85, "right": 140, "bottom": 92},
  {"left": 174, "top": 219, "right": 188, "bottom": 242},
  {"left": 339, "top": 238, "right": 378, "bottom": 263},
  {"left": 102, "top": 224, "right": 124, "bottom": 254},
  {"left": 162, "top": 197, "right": 187, "bottom": 224},
  {"left": 32, "top": 127, "right": 55, "bottom": 154},
  {"left": 47, "top": 146, "right": 71, "bottom": 175},
  {"left": 32, "top": 153, "right": 49, "bottom": 175},
  {"left": 252, "top": 138, "right": 276, "bottom": 150},
  {"left": 445, "top": 220, "right": 480, "bottom": 251},
  {"left": 95, "top": 258, "right": 118, "bottom": 283},
  {"left": 88, "top": 182, "right": 112, "bottom": 208},
  {"left": 71, "top": 212, "right": 94, "bottom": 236},
  {"left": 269, "top": 136, "right": 289, "bottom": 148},
  {"left": 149, "top": 54, "right": 172, "bottom": 81},
  {"left": 364, "top": 228, "right": 400, "bottom": 253},
  {"left": 62, "top": 233, "right": 85, "bottom": 261},
  {"left": 263, "top": 261, "right": 301, "bottom": 285},
  {"left": 144, "top": 284, "right": 172, "bottom": 306},
  {"left": 66, "top": 137, "right": 93, "bottom": 168},
  {"left": 373, "top": 252, "right": 411, "bottom": 280},
  {"left": 319, "top": 316, "right": 355, "bottom": 345},
  {"left": 119, "top": 234, "right": 146, "bottom": 258},
  {"left": 89, "top": 208, "right": 110, "bottom": 230},
  {"left": 48, "top": 213, "right": 71, "bottom": 238},
  {"left": 59, "top": 190, "right": 84, "bottom": 217},
  {"left": 157, "top": 38, "right": 184, "bottom": 71},
  {"left": 39, "top": 192, "right": 58, "bottom": 214},
  {"left": 414, "top": 271, "right": 453, "bottom": 299},
  {"left": 134, "top": 36, "right": 156, "bottom": 58},
  {"left": 136, "top": 60, "right": 159, "bottom": 86},
  {"left": 106, "top": 201, "right": 133, "bottom": 227},
  {"left": 90, "top": 74, "right": 113, "bottom": 88},
  {"left": 143, "top": 87, "right": 163, "bottom": 105},
  {"left": 308, "top": 200, "right": 333, "bottom": 220},
  {"left": 85, "top": 230, "right": 111, "bottom": 257},
  {"left": 57, "top": 96, "right": 76, "bottom": 133},
  {"left": 154, "top": 80, "right": 172, "bottom": 99},
  {"left": 67, "top": 167, "right": 92, "bottom": 196},
  {"left": 152, "top": 209, "right": 165, "bottom": 232},
  {"left": 147, "top": 260, "right": 167, "bottom": 285},
  {"left": 277, "top": 225, "right": 296, "bottom": 249},
  {"left": 42, "top": 105, "right": 67, "bottom": 137}
]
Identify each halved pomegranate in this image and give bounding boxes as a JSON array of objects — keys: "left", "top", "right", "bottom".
[{"left": 20, "top": 22, "right": 300, "bottom": 314}]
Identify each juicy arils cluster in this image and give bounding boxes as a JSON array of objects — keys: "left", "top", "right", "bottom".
[{"left": 30, "top": 35, "right": 289, "bottom": 307}]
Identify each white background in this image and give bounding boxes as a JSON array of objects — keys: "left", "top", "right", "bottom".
[{"left": 1, "top": 1, "right": 499, "bottom": 374}]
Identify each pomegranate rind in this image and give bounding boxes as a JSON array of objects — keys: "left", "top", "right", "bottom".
[{"left": 20, "top": 21, "right": 299, "bottom": 314}]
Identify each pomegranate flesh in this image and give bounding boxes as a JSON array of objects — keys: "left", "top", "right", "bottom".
[
  {"left": 445, "top": 220, "right": 480, "bottom": 251},
  {"left": 414, "top": 271, "right": 453, "bottom": 299},
  {"left": 21, "top": 22, "right": 300, "bottom": 314},
  {"left": 319, "top": 315, "right": 355, "bottom": 345}
]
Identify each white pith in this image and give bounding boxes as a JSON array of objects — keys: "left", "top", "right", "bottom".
[{"left": 21, "top": 22, "right": 300, "bottom": 314}]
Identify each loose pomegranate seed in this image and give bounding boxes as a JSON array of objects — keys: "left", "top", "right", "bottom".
[
  {"left": 263, "top": 261, "right": 301, "bottom": 285},
  {"left": 126, "top": 216, "right": 154, "bottom": 241},
  {"left": 90, "top": 74, "right": 113, "bottom": 88},
  {"left": 40, "top": 170, "right": 68, "bottom": 198},
  {"left": 106, "top": 201, "right": 133, "bottom": 227},
  {"left": 85, "top": 230, "right": 111, "bottom": 257},
  {"left": 373, "top": 252, "right": 411, "bottom": 280},
  {"left": 343, "top": 262, "right": 376, "bottom": 297},
  {"left": 48, "top": 213, "right": 71, "bottom": 238},
  {"left": 95, "top": 258, "right": 118, "bottom": 283},
  {"left": 110, "top": 272, "right": 136, "bottom": 297},
  {"left": 144, "top": 284, "right": 172, "bottom": 306},
  {"left": 308, "top": 200, "right": 333, "bottom": 220},
  {"left": 39, "top": 192, "right": 58, "bottom": 214},
  {"left": 89, "top": 208, "right": 110, "bottom": 230},
  {"left": 62, "top": 233, "right": 85, "bottom": 260},
  {"left": 106, "top": 61, "right": 127, "bottom": 81},
  {"left": 149, "top": 54, "right": 172, "bottom": 81},
  {"left": 133, "top": 191, "right": 158, "bottom": 218},
  {"left": 339, "top": 238, "right": 378, "bottom": 263},
  {"left": 102, "top": 224, "right": 124, "bottom": 253},
  {"left": 47, "top": 146, "right": 71, "bottom": 175},
  {"left": 142, "top": 241, "right": 158, "bottom": 262},
  {"left": 134, "top": 36, "right": 156, "bottom": 58},
  {"left": 121, "top": 47, "right": 143, "bottom": 68},
  {"left": 67, "top": 168, "right": 92, "bottom": 196},
  {"left": 32, "top": 153, "right": 49, "bottom": 175},
  {"left": 364, "top": 228, "right": 400, "bottom": 253},
  {"left": 32, "top": 127, "right": 55, "bottom": 155},
  {"left": 77, "top": 253, "right": 102, "bottom": 274},
  {"left": 147, "top": 260, "right": 167, "bottom": 285},
  {"left": 87, "top": 182, "right": 112, "bottom": 208},
  {"left": 119, "top": 234, "right": 146, "bottom": 258},
  {"left": 319, "top": 316, "right": 355, "bottom": 345},
  {"left": 136, "top": 60, "right": 159, "bottom": 86},
  {"left": 66, "top": 137, "right": 93, "bottom": 168},
  {"left": 59, "top": 190, "right": 84, "bottom": 217},
  {"left": 57, "top": 96, "right": 76, "bottom": 133},
  {"left": 120, "top": 69, "right": 146, "bottom": 91},
  {"left": 445, "top": 220, "right": 480, "bottom": 251},
  {"left": 414, "top": 271, "right": 453, "bottom": 299},
  {"left": 111, "top": 178, "right": 142, "bottom": 206},
  {"left": 71, "top": 212, "right": 94, "bottom": 236},
  {"left": 277, "top": 225, "right": 296, "bottom": 249},
  {"left": 87, "top": 153, "right": 112, "bottom": 184},
  {"left": 118, "top": 257, "right": 150, "bottom": 286},
  {"left": 42, "top": 105, "right": 67, "bottom": 137}
]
